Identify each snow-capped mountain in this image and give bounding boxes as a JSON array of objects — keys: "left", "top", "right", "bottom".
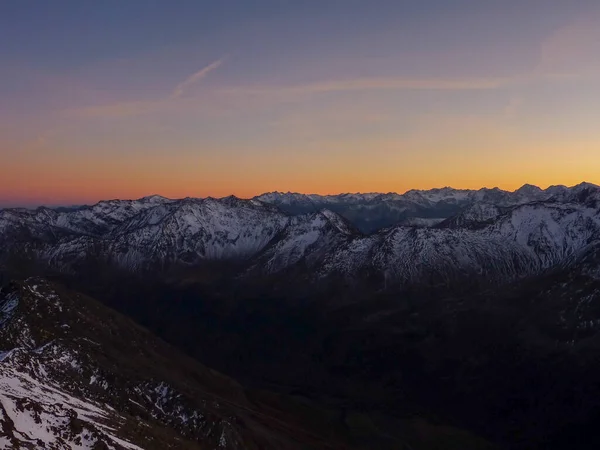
[
  {"left": 254, "top": 182, "right": 599, "bottom": 232},
  {"left": 0, "top": 196, "right": 174, "bottom": 240},
  {"left": 0, "top": 196, "right": 290, "bottom": 273},
  {"left": 247, "top": 210, "right": 356, "bottom": 275},
  {"left": 0, "top": 183, "right": 599, "bottom": 291},
  {"left": 104, "top": 197, "right": 288, "bottom": 269}
]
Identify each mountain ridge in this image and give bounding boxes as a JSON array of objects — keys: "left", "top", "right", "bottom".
[
  {"left": 1, "top": 183, "right": 599, "bottom": 291},
  {"left": 5, "top": 182, "right": 598, "bottom": 211}
]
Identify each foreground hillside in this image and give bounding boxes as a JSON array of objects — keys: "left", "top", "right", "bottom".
[
  {"left": 0, "top": 278, "right": 496, "bottom": 449},
  {"left": 0, "top": 278, "right": 349, "bottom": 449}
]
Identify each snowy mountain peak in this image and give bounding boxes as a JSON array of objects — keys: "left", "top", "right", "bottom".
[
  {"left": 574, "top": 182, "right": 599, "bottom": 190},
  {"left": 516, "top": 183, "right": 543, "bottom": 195},
  {"left": 138, "top": 194, "right": 172, "bottom": 204}
]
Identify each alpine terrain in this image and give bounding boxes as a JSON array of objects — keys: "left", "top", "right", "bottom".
[{"left": 1, "top": 182, "right": 599, "bottom": 449}]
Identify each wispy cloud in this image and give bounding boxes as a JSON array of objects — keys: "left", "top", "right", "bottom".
[
  {"left": 71, "top": 56, "right": 226, "bottom": 118},
  {"left": 171, "top": 57, "right": 226, "bottom": 98},
  {"left": 72, "top": 72, "right": 526, "bottom": 121},
  {"left": 219, "top": 75, "right": 519, "bottom": 97},
  {"left": 69, "top": 34, "right": 598, "bottom": 122}
]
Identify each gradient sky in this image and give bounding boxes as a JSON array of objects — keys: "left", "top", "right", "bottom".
[{"left": 2, "top": 0, "right": 600, "bottom": 206}]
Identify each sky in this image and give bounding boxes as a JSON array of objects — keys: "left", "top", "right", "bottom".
[{"left": 1, "top": 0, "right": 600, "bottom": 206}]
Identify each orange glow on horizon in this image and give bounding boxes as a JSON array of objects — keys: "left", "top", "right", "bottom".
[{"left": 2, "top": 157, "right": 599, "bottom": 206}]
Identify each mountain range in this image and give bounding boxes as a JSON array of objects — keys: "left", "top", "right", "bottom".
[
  {"left": 254, "top": 183, "right": 595, "bottom": 232},
  {"left": 1, "top": 182, "right": 600, "bottom": 449},
  {"left": 1, "top": 183, "right": 599, "bottom": 291}
]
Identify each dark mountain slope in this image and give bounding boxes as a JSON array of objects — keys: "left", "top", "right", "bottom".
[
  {"left": 48, "top": 242, "right": 600, "bottom": 450},
  {"left": 0, "top": 278, "right": 497, "bottom": 450},
  {"left": 0, "top": 278, "right": 392, "bottom": 449}
]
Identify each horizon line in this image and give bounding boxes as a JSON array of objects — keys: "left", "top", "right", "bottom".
[{"left": 2, "top": 181, "right": 598, "bottom": 210}]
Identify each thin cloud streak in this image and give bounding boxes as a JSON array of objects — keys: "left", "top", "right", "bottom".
[
  {"left": 171, "top": 57, "right": 226, "bottom": 98},
  {"left": 70, "top": 56, "right": 226, "bottom": 118},
  {"left": 219, "top": 75, "right": 523, "bottom": 97},
  {"left": 69, "top": 38, "right": 596, "bottom": 122},
  {"left": 75, "top": 74, "right": 517, "bottom": 119}
]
